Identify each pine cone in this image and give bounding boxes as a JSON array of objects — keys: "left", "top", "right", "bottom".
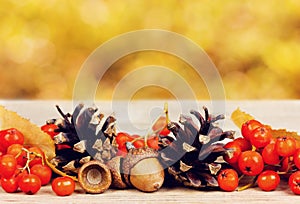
[
  {"left": 159, "top": 106, "right": 235, "bottom": 189},
  {"left": 48, "top": 104, "right": 117, "bottom": 176}
]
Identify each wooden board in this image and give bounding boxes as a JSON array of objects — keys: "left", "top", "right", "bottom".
[
  {"left": 1, "top": 100, "right": 300, "bottom": 203},
  {"left": 1, "top": 182, "right": 300, "bottom": 204}
]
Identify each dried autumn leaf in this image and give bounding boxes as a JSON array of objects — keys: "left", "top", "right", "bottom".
[
  {"left": 231, "top": 107, "right": 300, "bottom": 142},
  {"left": 0, "top": 105, "right": 55, "bottom": 160},
  {"left": 271, "top": 129, "right": 300, "bottom": 142},
  {"left": 231, "top": 108, "right": 254, "bottom": 128}
]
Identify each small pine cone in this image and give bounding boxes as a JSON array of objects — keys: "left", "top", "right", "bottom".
[
  {"left": 49, "top": 104, "right": 118, "bottom": 176},
  {"left": 159, "top": 106, "right": 235, "bottom": 189}
]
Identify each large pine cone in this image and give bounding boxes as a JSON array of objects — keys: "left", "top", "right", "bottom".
[
  {"left": 159, "top": 106, "right": 235, "bottom": 189},
  {"left": 49, "top": 104, "right": 117, "bottom": 176}
]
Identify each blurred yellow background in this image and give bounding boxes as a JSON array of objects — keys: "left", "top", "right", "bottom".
[{"left": 1, "top": 0, "right": 300, "bottom": 100}]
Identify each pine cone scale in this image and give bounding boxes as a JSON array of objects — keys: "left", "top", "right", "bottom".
[{"left": 159, "top": 106, "right": 235, "bottom": 189}]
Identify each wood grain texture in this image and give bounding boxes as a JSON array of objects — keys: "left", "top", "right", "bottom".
[
  {"left": 1, "top": 100, "right": 300, "bottom": 203},
  {"left": 1, "top": 182, "right": 300, "bottom": 204}
]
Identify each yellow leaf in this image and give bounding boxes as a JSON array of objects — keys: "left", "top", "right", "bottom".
[
  {"left": 230, "top": 108, "right": 254, "bottom": 128},
  {"left": 271, "top": 129, "right": 300, "bottom": 142},
  {"left": 231, "top": 107, "right": 300, "bottom": 142},
  {"left": 0, "top": 105, "right": 55, "bottom": 160}
]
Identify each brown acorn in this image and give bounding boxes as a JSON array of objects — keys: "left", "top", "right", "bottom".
[
  {"left": 122, "top": 146, "right": 164, "bottom": 192},
  {"left": 106, "top": 156, "right": 127, "bottom": 189},
  {"left": 78, "top": 160, "right": 112, "bottom": 194}
]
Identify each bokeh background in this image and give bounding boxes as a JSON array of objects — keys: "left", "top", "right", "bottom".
[{"left": 1, "top": 0, "right": 300, "bottom": 100}]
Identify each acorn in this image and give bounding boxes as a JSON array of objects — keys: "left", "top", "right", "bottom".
[
  {"left": 122, "top": 146, "right": 165, "bottom": 192},
  {"left": 106, "top": 156, "right": 127, "bottom": 189},
  {"left": 78, "top": 160, "right": 112, "bottom": 194}
]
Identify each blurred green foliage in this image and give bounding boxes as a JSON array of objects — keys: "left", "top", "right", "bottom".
[{"left": 1, "top": 0, "right": 300, "bottom": 100}]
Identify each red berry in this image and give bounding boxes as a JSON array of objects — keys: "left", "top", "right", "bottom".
[
  {"left": 15, "top": 167, "right": 28, "bottom": 183},
  {"left": 241, "top": 120, "right": 263, "bottom": 140},
  {"left": 41, "top": 124, "right": 59, "bottom": 139},
  {"left": 294, "top": 149, "right": 300, "bottom": 170},
  {"left": 18, "top": 174, "right": 41, "bottom": 195},
  {"left": 116, "top": 132, "right": 131, "bottom": 148},
  {"left": 0, "top": 154, "right": 17, "bottom": 178},
  {"left": 30, "top": 164, "right": 52, "bottom": 186},
  {"left": 56, "top": 144, "right": 71, "bottom": 150},
  {"left": 249, "top": 126, "right": 272, "bottom": 149},
  {"left": 217, "top": 169, "right": 239, "bottom": 192},
  {"left": 233, "top": 137, "right": 252, "bottom": 152},
  {"left": 147, "top": 136, "right": 159, "bottom": 150},
  {"left": 1, "top": 176, "right": 19, "bottom": 193},
  {"left": 51, "top": 176, "right": 75, "bottom": 196},
  {"left": 257, "top": 170, "right": 280, "bottom": 191},
  {"left": 275, "top": 136, "right": 297, "bottom": 157},
  {"left": 289, "top": 171, "right": 300, "bottom": 195},
  {"left": 152, "top": 116, "right": 170, "bottom": 136},
  {"left": 0, "top": 128, "right": 24, "bottom": 152},
  {"left": 132, "top": 139, "right": 145, "bottom": 149},
  {"left": 238, "top": 150, "right": 264, "bottom": 176},
  {"left": 6, "top": 144, "right": 27, "bottom": 166},
  {"left": 262, "top": 143, "right": 280, "bottom": 165},
  {"left": 295, "top": 140, "right": 300, "bottom": 150},
  {"left": 223, "top": 141, "right": 242, "bottom": 164},
  {"left": 28, "top": 146, "right": 45, "bottom": 167}
]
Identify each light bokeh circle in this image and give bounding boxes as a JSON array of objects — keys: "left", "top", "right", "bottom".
[{"left": 72, "top": 29, "right": 226, "bottom": 168}]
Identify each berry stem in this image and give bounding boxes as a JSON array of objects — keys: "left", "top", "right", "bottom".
[
  {"left": 14, "top": 149, "right": 23, "bottom": 160},
  {"left": 44, "top": 158, "right": 78, "bottom": 181},
  {"left": 164, "top": 102, "right": 169, "bottom": 123},
  {"left": 237, "top": 176, "right": 257, "bottom": 191},
  {"left": 144, "top": 134, "right": 148, "bottom": 147},
  {"left": 21, "top": 147, "right": 45, "bottom": 173},
  {"left": 131, "top": 136, "right": 144, "bottom": 144},
  {"left": 22, "top": 148, "right": 32, "bottom": 174}
]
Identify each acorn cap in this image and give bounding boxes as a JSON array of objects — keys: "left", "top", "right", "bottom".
[
  {"left": 78, "top": 160, "right": 112, "bottom": 194},
  {"left": 122, "top": 147, "right": 160, "bottom": 187},
  {"left": 106, "top": 156, "right": 127, "bottom": 189}
]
